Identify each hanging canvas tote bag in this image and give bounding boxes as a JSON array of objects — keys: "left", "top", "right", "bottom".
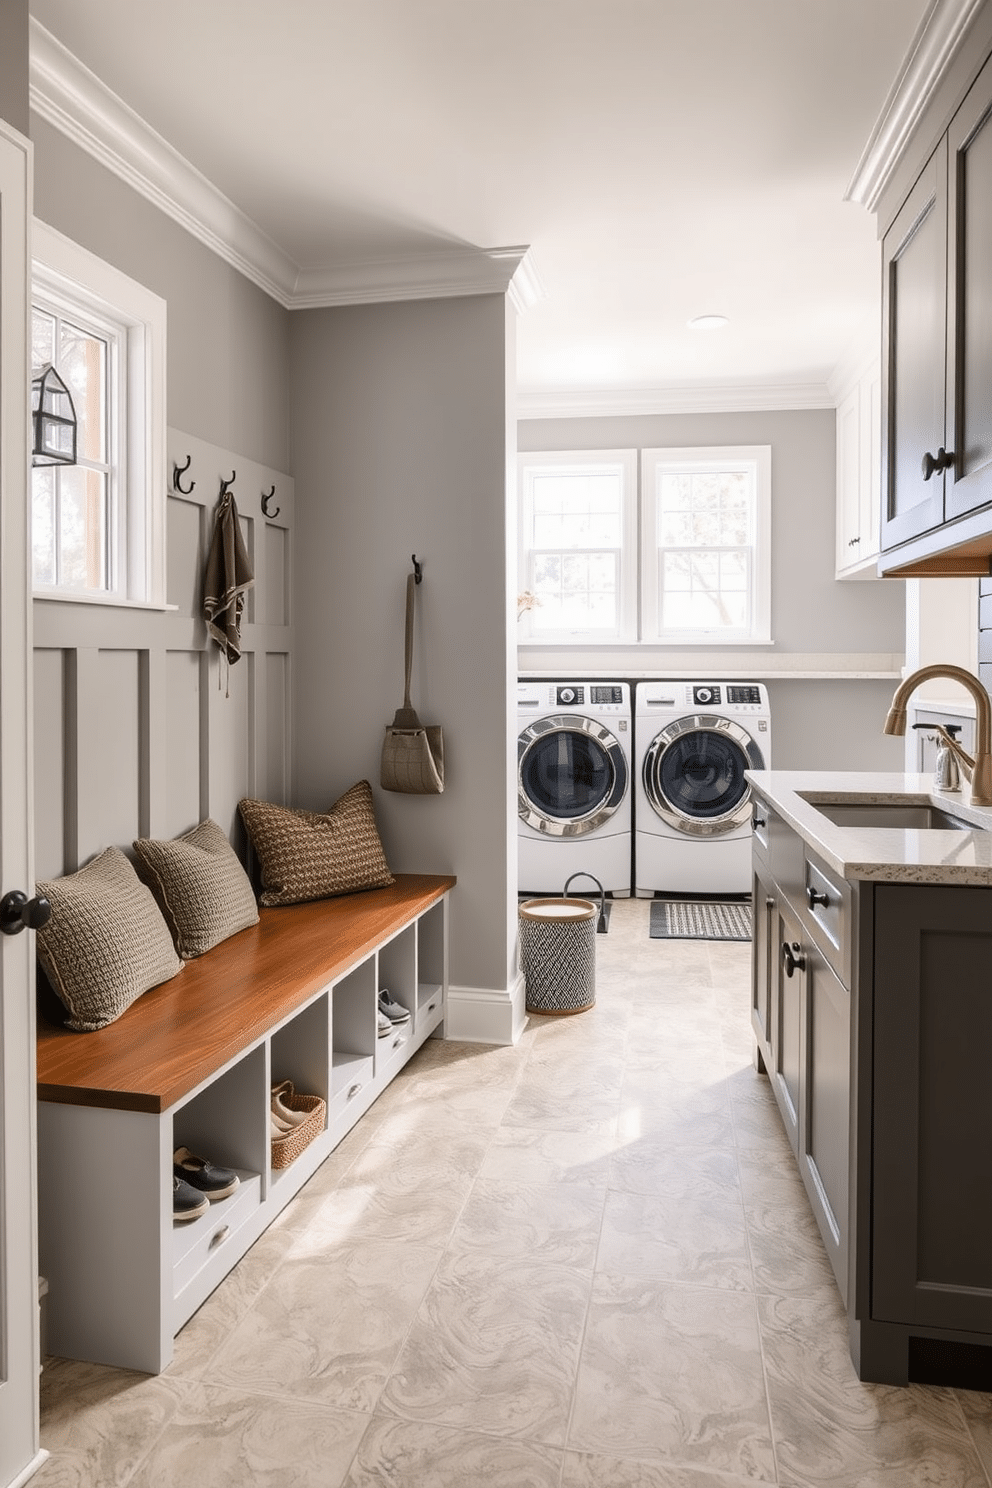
[{"left": 380, "top": 571, "right": 445, "bottom": 794}]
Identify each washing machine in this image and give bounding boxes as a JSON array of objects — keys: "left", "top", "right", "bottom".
[
  {"left": 634, "top": 681, "right": 770, "bottom": 896},
  {"left": 517, "top": 681, "right": 632, "bottom": 896}
]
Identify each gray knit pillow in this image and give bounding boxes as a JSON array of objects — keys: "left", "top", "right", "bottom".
[
  {"left": 238, "top": 780, "right": 394, "bottom": 907},
  {"left": 36, "top": 847, "right": 183, "bottom": 1032},
  {"left": 133, "top": 818, "right": 259, "bottom": 957}
]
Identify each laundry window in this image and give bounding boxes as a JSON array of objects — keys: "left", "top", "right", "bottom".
[
  {"left": 518, "top": 450, "right": 637, "bottom": 642},
  {"left": 641, "top": 446, "right": 771, "bottom": 644},
  {"left": 31, "top": 222, "right": 167, "bottom": 607}
]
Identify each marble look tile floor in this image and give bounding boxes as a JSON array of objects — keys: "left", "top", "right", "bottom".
[{"left": 35, "top": 899, "right": 992, "bottom": 1487}]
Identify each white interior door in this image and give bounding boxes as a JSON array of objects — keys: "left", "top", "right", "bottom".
[{"left": 0, "top": 120, "right": 45, "bottom": 1488}]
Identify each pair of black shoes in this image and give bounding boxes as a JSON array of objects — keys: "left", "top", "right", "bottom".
[{"left": 172, "top": 1145, "right": 239, "bottom": 1222}]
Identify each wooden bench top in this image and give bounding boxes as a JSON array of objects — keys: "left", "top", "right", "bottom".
[{"left": 36, "top": 873, "right": 455, "bottom": 1115}]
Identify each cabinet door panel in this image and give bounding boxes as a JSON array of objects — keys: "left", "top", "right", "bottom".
[
  {"left": 880, "top": 149, "right": 948, "bottom": 552},
  {"left": 801, "top": 945, "right": 849, "bottom": 1303},
  {"left": 751, "top": 865, "right": 775, "bottom": 1054},
  {"left": 772, "top": 901, "right": 802, "bottom": 1155},
  {"left": 946, "top": 56, "right": 992, "bottom": 520},
  {"left": 873, "top": 884, "right": 992, "bottom": 1330}
]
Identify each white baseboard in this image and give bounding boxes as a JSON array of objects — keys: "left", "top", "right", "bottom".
[
  {"left": 446, "top": 975, "right": 526, "bottom": 1046},
  {"left": 9, "top": 1449, "right": 50, "bottom": 1487}
]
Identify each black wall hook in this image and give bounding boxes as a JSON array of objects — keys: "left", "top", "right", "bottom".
[
  {"left": 173, "top": 455, "right": 195, "bottom": 495},
  {"left": 261, "top": 484, "right": 280, "bottom": 519},
  {"left": 219, "top": 471, "right": 236, "bottom": 498},
  {"left": 412, "top": 554, "right": 423, "bottom": 584}
]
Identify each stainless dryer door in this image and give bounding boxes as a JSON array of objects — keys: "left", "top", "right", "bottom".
[
  {"left": 642, "top": 714, "right": 765, "bottom": 837},
  {"left": 518, "top": 714, "right": 629, "bottom": 836}
]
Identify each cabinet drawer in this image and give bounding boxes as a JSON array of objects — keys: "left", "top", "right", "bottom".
[
  {"left": 173, "top": 1170, "right": 261, "bottom": 1296},
  {"left": 801, "top": 853, "right": 850, "bottom": 985},
  {"left": 329, "top": 1054, "right": 374, "bottom": 1123},
  {"left": 377, "top": 1022, "right": 413, "bottom": 1079}
]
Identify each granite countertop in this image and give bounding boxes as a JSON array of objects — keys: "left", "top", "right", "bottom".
[{"left": 746, "top": 770, "right": 992, "bottom": 886}]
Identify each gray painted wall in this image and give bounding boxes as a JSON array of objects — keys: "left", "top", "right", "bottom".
[
  {"left": 519, "top": 409, "right": 907, "bottom": 771},
  {"left": 31, "top": 117, "right": 292, "bottom": 473},
  {"left": 290, "top": 295, "right": 517, "bottom": 1001},
  {"left": 0, "top": 0, "right": 28, "bottom": 136}
]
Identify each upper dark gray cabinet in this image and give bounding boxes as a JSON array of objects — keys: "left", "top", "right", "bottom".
[{"left": 880, "top": 51, "right": 992, "bottom": 574}]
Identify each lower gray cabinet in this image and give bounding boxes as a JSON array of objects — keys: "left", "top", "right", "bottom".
[
  {"left": 872, "top": 883, "right": 992, "bottom": 1332},
  {"left": 799, "top": 937, "right": 849, "bottom": 1304},
  {"left": 754, "top": 881, "right": 850, "bottom": 1302},
  {"left": 753, "top": 803, "right": 992, "bottom": 1383}
]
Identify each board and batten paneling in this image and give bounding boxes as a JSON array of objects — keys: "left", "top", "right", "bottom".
[{"left": 32, "top": 428, "right": 293, "bottom": 881}]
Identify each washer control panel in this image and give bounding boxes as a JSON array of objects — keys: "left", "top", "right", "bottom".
[
  {"left": 520, "top": 681, "right": 631, "bottom": 713},
  {"left": 648, "top": 681, "right": 768, "bottom": 715}
]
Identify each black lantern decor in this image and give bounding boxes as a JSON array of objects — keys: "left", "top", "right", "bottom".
[{"left": 31, "top": 363, "right": 77, "bottom": 467}]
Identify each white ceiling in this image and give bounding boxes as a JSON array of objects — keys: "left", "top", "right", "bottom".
[{"left": 28, "top": 0, "right": 928, "bottom": 413}]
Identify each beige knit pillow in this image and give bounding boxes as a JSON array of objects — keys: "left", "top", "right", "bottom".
[
  {"left": 133, "top": 818, "right": 259, "bottom": 958},
  {"left": 238, "top": 780, "right": 394, "bottom": 907},
  {"left": 36, "top": 847, "right": 183, "bottom": 1033}
]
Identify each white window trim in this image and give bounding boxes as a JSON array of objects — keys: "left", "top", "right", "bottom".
[
  {"left": 32, "top": 219, "right": 167, "bottom": 608},
  {"left": 517, "top": 448, "right": 637, "bottom": 645},
  {"left": 641, "top": 445, "right": 772, "bottom": 646}
]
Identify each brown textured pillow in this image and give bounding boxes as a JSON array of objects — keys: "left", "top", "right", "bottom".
[
  {"left": 35, "top": 847, "right": 183, "bottom": 1033},
  {"left": 133, "top": 818, "right": 259, "bottom": 957},
  {"left": 238, "top": 780, "right": 394, "bottom": 907}
]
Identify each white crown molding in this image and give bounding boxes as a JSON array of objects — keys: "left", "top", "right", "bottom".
[
  {"left": 28, "top": 18, "right": 539, "bottom": 313},
  {"left": 290, "top": 245, "right": 542, "bottom": 309},
  {"left": 845, "top": 0, "right": 986, "bottom": 209},
  {"left": 516, "top": 381, "right": 835, "bottom": 420}
]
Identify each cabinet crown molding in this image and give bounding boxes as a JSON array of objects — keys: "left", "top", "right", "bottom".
[{"left": 846, "top": 0, "right": 987, "bottom": 211}]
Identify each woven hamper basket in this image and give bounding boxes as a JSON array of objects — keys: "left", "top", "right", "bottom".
[
  {"left": 519, "top": 897, "right": 597, "bottom": 1015},
  {"left": 271, "top": 1091, "right": 326, "bottom": 1168}
]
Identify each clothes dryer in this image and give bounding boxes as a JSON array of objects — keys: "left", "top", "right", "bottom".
[
  {"left": 517, "top": 681, "right": 632, "bottom": 896},
  {"left": 634, "top": 681, "right": 770, "bottom": 896}
]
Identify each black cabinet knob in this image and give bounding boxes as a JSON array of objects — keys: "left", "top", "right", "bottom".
[
  {"left": 921, "top": 447, "right": 955, "bottom": 481},
  {"left": 0, "top": 890, "right": 52, "bottom": 936},
  {"left": 807, "top": 885, "right": 829, "bottom": 910}
]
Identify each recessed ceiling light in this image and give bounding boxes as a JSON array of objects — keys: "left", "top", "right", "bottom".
[{"left": 688, "top": 314, "right": 729, "bottom": 331}]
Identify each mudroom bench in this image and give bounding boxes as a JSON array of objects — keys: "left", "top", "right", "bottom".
[{"left": 35, "top": 872, "right": 455, "bottom": 1374}]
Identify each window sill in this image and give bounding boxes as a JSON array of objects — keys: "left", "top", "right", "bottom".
[
  {"left": 33, "top": 590, "right": 179, "bottom": 613},
  {"left": 517, "top": 637, "right": 776, "bottom": 648}
]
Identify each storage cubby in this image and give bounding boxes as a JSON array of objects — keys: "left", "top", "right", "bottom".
[
  {"left": 417, "top": 900, "right": 447, "bottom": 1022},
  {"left": 173, "top": 1043, "right": 268, "bottom": 1177},
  {"left": 379, "top": 923, "right": 416, "bottom": 1019},
  {"left": 271, "top": 993, "right": 330, "bottom": 1106}
]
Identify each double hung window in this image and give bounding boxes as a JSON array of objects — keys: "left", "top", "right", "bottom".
[
  {"left": 641, "top": 446, "right": 771, "bottom": 643},
  {"left": 517, "top": 450, "right": 637, "bottom": 643},
  {"left": 32, "top": 294, "right": 118, "bottom": 592},
  {"left": 31, "top": 222, "right": 167, "bottom": 606}
]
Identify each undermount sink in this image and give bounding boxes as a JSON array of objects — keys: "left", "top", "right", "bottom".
[{"left": 803, "top": 799, "right": 978, "bottom": 831}]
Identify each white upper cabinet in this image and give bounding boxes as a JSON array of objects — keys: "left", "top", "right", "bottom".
[{"left": 836, "top": 358, "right": 881, "bottom": 580}]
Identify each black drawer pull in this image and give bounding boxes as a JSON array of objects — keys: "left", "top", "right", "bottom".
[
  {"left": 782, "top": 941, "right": 806, "bottom": 978},
  {"left": 807, "top": 885, "right": 830, "bottom": 910}
]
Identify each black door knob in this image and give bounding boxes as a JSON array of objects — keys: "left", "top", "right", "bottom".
[{"left": 0, "top": 890, "right": 52, "bottom": 936}]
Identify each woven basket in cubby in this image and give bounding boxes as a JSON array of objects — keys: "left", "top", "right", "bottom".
[{"left": 271, "top": 1090, "right": 326, "bottom": 1169}]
